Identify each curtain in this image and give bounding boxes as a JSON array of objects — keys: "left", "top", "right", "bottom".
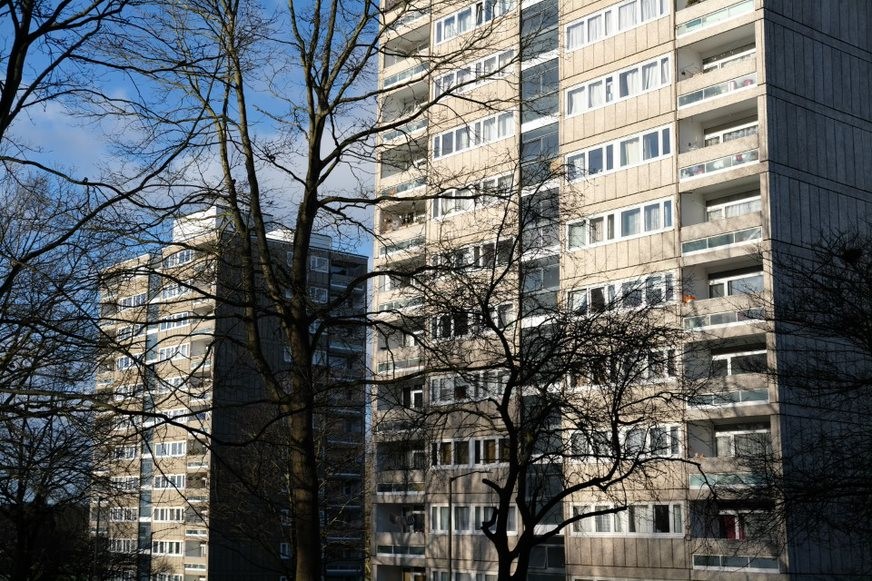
[
  {"left": 619, "top": 1, "right": 637, "bottom": 29},
  {"left": 620, "top": 137, "right": 640, "bottom": 166},
  {"left": 588, "top": 80, "right": 605, "bottom": 107},
  {"left": 620, "top": 68, "right": 640, "bottom": 97},
  {"left": 568, "top": 87, "right": 585, "bottom": 115},
  {"left": 588, "top": 14, "right": 603, "bottom": 42},
  {"left": 567, "top": 23, "right": 584, "bottom": 48},
  {"left": 642, "top": 62, "right": 658, "bottom": 89},
  {"left": 641, "top": 0, "right": 657, "bottom": 20}
]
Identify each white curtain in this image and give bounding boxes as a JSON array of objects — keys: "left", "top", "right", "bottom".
[
  {"left": 620, "top": 69, "right": 640, "bottom": 97},
  {"left": 588, "top": 81, "right": 605, "bottom": 108},
  {"left": 641, "top": 0, "right": 658, "bottom": 20},
  {"left": 642, "top": 62, "right": 658, "bottom": 90},
  {"left": 568, "top": 87, "right": 585, "bottom": 115},
  {"left": 620, "top": 137, "right": 640, "bottom": 166},
  {"left": 567, "top": 23, "right": 584, "bottom": 48},
  {"left": 588, "top": 14, "right": 603, "bottom": 42},
  {"left": 619, "top": 1, "right": 637, "bottom": 29}
]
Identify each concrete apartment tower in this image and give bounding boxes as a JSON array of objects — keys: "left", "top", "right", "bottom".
[
  {"left": 371, "top": 0, "right": 872, "bottom": 580},
  {"left": 95, "top": 207, "right": 367, "bottom": 580}
]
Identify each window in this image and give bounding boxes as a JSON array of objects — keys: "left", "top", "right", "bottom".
[
  {"left": 567, "top": 56, "right": 670, "bottom": 116},
  {"left": 715, "top": 510, "right": 770, "bottom": 541},
  {"left": 112, "top": 476, "right": 139, "bottom": 490},
  {"left": 433, "top": 112, "right": 514, "bottom": 159},
  {"left": 706, "top": 193, "right": 761, "bottom": 221},
  {"left": 116, "top": 356, "right": 136, "bottom": 370},
  {"left": 161, "top": 281, "right": 188, "bottom": 300},
  {"left": 109, "top": 538, "right": 137, "bottom": 553},
  {"left": 567, "top": 126, "right": 671, "bottom": 180},
  {"left": 430, "top": 371, "right": 508, "bottom": 404},
  {"left": 158, "top": 312, "right": 190, "bottom": 331},
  {"left": 431, "top": 312, "right": 473, "bottom": 340},
  {"left": 151, "top": 540, "right": 182, "bottom": 555},
  {"left": 309, "top": 287, "right": 328, "bottom": 304},
  {"left": 571, "top": 425, "right": 680, "bottom": 458},
  {"left": 154, "top": 441, "right": 187, "bottom": 457},
  {"left": 156, "top": 343, "right": 189, "bottom": 362},
  {"left": 153, "top": 507, "right": 185, "bottom": 522},
  {"left": 164, "top": 249, "right": 193, "bottom": 268},
  {"left": 432, "top": 188, "right": 474, "bottom": 219},
  {"left": 280, "top": 542, "right": 291, "bottom": 559},
  {"left": 708, "top": 269, "right": 764, "bottom": 298},
  {"left": 567, "top": 198, "right": 673, "bottom": 249},
  {"left": 118, "top": 293, "right": 147, "bottom": 311},
  {"left": 153, "top": 474, "right": 186, "bottom": 489},
  {"left": 715, "top": 424, "right": 771, "bottom": 458},
  {"left": 309, "top": 255, "right": 329, "bottom": 272},
  {"left": 434, "top": 50, "right": 515, "bottom": 96},
  {"left": 711, "top": 347, "right": 766, "bottom": 376},
  {"left": 572, "top": 502, "right": 683, "bottom": 535},
  {"left": 565, "top": 0, "right": 668, "bottom": 51},
  {"left": 109, "top": 507, "right": 138, "bottom": 521},
  {"left": 435, "top": 0, "right": 516, "bottom": 43},
  {"left": 113, "top": 445, "right": 138, "bottom": 460},
  {"left": 431, "top": 505, "right": 517, "bottom": 533}
]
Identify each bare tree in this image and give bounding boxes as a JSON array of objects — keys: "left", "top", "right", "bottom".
[{"left": 370, "top": 161, "right": 693, "bottom": 578}]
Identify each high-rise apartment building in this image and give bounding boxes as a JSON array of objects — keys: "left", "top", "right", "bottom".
[
  {"left": 371, "top": 1, "right": 872, "bottom": 580},
  {"left": 94, "top": 207, "right": 367, "bottom": 580}
]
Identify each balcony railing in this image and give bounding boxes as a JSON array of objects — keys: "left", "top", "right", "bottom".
[
  {"left": 377, "top": 357, "right": 421, "bottom": 374},
  {"left": 378, "top": 295, "right": 424, "bottom": 312},
  {"left": 380, "top": 236, "right": 424, "bottom": 256},
  {"left": 383, "top": 63, "right": 428, "bottom": 89},
  {"left": 677, "top": 0, "right": 754, "bottom": 37},
  {"left": 693, "top": 554, "right": 779, "bottom": 572},
  {"left": 375, "top": 544, "right": 425, "bottom": 556},
  {"left": 679, "top": 149, "right": 759, "bottom": 181},
  {"left": 689, "top": 387, "right": 769, "bottom": 407},
  {"left": 684, "top": 307, "right": 763, "bottom": 330},
  {"left": 378, "top": 176, "right": 426, "bottom": 198},
  {"left": 689, "top": 472, "right": 762, "bottom": 488},
  {"left": 682, "top": 225, "right": 761, "bottom": 254},
  {"left": 678, "top": 72, "right": 756, "bottom": 108},
  {"left": 383, "top": 117, "right": 429, "bottom": 142}
]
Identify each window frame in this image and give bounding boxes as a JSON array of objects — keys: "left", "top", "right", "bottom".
[
  {"left": 566, "top": 55, "right": 671, "bottom": 116},
  {"left": 565, "top": 0, "right": 669, "bottom": 52}
]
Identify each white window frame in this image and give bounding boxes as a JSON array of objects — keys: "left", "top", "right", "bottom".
[
  {"left": 434, "top": 0, "right": 516, "bottom": 45},
  {"left": 703, "top": 120, "right": 759, "bottom": 147},
  {"left": 431, "top": 504, "right": 517, "bottom": 534},
  {"left": 570, "top": 425, "right": 681, "bottom": 459},
  {"left": 567, "top": 197, "right": 673, "bottom": 249},
  {"left": 161, "top": 281, "right": 189, "bottom": 300},
  {"left": 109, "top": 538, "right": 138, "bottom": 553},
  {"left": 566, "top": 126, "right": 672, "bottom": 181},
  {"left": 109, "top": 507, "right": 138, "bottom": 521},
  {"left": 116, "top": 355, "right": 136, "bottom": 370},
  {"left": 432, "top": 112, "right": 514, "bottom": 159},
  {"left": 309, "top": 287, "right": 329, "bottom": 304},
  {"left": 154, "top": 440, "right": 187, "bottom": 457},
  {"left": 568, "top": 272, "right": 676, "bottom": 314},
  {"left": 711, "top": 348, "right": 767, "bottom": 376},
  {"left": 566, "top": 55, "right": 671, "bottom": 116},
  {"left": 705, "top": 192, "right": 761, "bottom": 221},
  {"left": 153, "top": 507, "right": 185, "bottom": 522},
  {"left": 434, "top": 49, "right": 515, "bottom": 96},
  {"left": 118, "top": 293, "right": 147, "bottom": 311},
  {"left": 153, "top": 474, "right": 186, "bottom": 489},
  {"left": 157, "top": 343, "right": 190, "bottom": 362},
  {"left": 708, "top": 270, "right": 764, "bottom": 299},
  {"left": 158, "top": 311, "right": 190, "bottom": 332},
  {"left": 565, "top": 0, "right": 669, "bottom": 52},
  {"left": 571, "top": 502, "right": 683, "bottom": 536},
  {"left": 714, "top": 425, "right": 771, "bottom": 458},
  {"left": 309, "top": 255, "right": 329, "bottom": 272},
  {"left": 164, "top": 249, "right": 194, "bottom": 268},
  {"left": 112, "top": 475, "right": 139, "bottom": 490},
  {"left": 151, "top": 540, "right": 183, "bottom": 556}
]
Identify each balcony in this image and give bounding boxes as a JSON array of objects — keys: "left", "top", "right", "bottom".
[
  {"left": 383, "top": 62, "right": 428, "bottom": 90},
  {"left": 379, "top": 233, "right": 425, "bottom": 258},
  {"left": 676, "top": 0, "right": 755, "bottom": 40},
  {"left": 678, "top": 71, "right": 756, "bottom": 110},
  {"left": 681, "top": 222, "right": 762, "bottom": 264},
  {"left": 382, "top": 117, "right": 429, "bottom": 144},
  {"left": 379, "top": 199, "right": 427, "bottom": 234}
]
